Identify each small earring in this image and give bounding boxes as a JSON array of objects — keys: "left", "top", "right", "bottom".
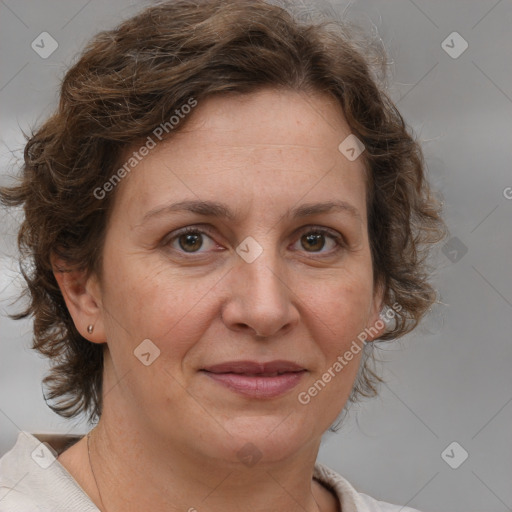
[{"left": 87, "top": 324, "right": 94, "bottom": 334}]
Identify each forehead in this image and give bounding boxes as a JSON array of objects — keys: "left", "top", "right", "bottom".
[{"left": 112, "top": 88, "right": 368, "bottom": 224}]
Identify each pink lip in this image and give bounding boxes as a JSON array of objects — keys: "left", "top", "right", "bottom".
[{"left": 201, "top": 360, "right": 306, "bottom": 398}]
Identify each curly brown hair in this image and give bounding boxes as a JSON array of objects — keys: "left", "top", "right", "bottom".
[{"left": 0, "top": 0, "right": 445, "bottom": 424}]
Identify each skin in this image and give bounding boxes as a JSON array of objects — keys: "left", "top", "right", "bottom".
[{"left": 54, "top": 88, "right": 385, "bottom": 512}]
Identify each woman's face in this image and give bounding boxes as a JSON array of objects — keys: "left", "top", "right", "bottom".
[{"left": 93, "top": 88, "right": 383, "bottom": 464}]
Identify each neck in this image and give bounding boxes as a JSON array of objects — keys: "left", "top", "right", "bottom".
[{"left": 85, "top": 413, "right": 333, "bottom": 512}]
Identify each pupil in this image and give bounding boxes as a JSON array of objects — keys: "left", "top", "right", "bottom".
[
  {"left": 302, "top": 233, "right": 324, "bottom": 251},
  {"left": 179, "top": 233, "right": 202, "bottom": 252}
]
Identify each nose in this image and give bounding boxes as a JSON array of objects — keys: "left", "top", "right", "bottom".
[{"left": 221, "top": 249, "right": 300, "bottom": 339}]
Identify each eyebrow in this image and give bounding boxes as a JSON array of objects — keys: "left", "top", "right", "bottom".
[{"left": 140, "top": 199, "right": 362, "bottom": 224}]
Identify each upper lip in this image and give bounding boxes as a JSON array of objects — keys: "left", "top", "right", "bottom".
[{"left": 201, "top": 360, "right": 306, "bottom": 375}]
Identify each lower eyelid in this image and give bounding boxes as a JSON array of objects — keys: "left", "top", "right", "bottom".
[
  {"left": 164, "top": 226, "right": 345, "bottom": 255},
  {"left": 169, "top": 230, "right": 216, "bottom": 252},
  {"left": 292, "top": 233, "right": 344, "bottom": 254}
]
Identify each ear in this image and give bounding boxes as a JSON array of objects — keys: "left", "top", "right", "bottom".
[
  {"left": 365, "top": 280, "right": 386, "bottom": 342},
  {"left": 51, "top": 254, "right": 106, "bottom": 344}
]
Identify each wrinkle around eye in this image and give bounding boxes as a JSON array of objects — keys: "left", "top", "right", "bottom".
[{"left": 147, "top": 217, "right": 365, "bottom": 261}]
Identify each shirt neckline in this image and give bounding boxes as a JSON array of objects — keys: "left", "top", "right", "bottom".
[{"left": 3, "top": 431, "right": 368, "bottom": 512}]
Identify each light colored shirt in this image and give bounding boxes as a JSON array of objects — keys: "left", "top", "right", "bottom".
[{"left": 0, "top": 432, "right": 421, "bottom": 512}]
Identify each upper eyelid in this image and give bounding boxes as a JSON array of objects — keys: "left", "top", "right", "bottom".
[{"left": 166, "top": 224, "right": 344, "bottom": 251}]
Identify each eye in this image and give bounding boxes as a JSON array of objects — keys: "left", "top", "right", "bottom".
[
  {"left": 292, "top": 227, "right": 344, "bottom": 255},
  {"left": 166, "top": 227, "right": 218, "bottom": 253},
  {"left": 163, "top": 225, "right": 345, "bottom": 257}
]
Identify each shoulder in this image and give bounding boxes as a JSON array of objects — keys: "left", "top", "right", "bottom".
[
  {"left": 0, "top": 431, "right": 98, "bottom": 512},
  {"left": 0, "top": 432, "right": 46, "bottom": 512},
  {"left": 313, "top": 462, "right": 422, "bottom": 512},
  {"left": 358, "top": 492, "right": 422, "bottom": 512},
  {"left": 0, "top": 489, "right": 43, "bottom": 512}
]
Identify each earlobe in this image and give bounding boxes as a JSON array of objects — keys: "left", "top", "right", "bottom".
[{"left": 51, "top": 254, "right": 105, "bottom": 344}]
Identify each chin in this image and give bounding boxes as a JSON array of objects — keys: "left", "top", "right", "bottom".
[{"left": 204, "top": 414, "right": 322, "bottom": 466}]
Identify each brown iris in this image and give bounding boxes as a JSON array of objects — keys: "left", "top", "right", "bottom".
[
  {"left": 179, "top": 232, "right": 203, "bottom": 252},
  {"left": 301, "top": 232, "right": 325, "bottom": 252}
]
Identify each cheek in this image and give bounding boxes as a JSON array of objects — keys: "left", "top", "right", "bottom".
[
  {"left": 99, "top": 256, "right": 221, "bottom": 413},
  {"left": 298, "top": 269, "right": 374, "bottom": 350},
  {"left": 296, "top": 275, "right": 372, "bottom": 411},
  {"left": 101, "top": 253, "right": 219, "bottom": 359}
]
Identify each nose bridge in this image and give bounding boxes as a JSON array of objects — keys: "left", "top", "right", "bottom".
[
  {"left": 239, "top": 239, "right": 289, "bottom": 306},
  {"left": 222, "top": 236, "right": 298, "bottom": 337},
  {"left": 245, "top": 253, "right": 286, "bottom": 302}
]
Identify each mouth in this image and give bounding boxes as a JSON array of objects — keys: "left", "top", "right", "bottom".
[{"left": 200, "top": 360, "right": 307, "bottom": 398}]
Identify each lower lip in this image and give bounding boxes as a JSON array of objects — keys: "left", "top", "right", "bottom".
[{"left": 202, "top": 371, "right": 306, "bottom": 398}]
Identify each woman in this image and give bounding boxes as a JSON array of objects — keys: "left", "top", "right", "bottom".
[{"left": 0, "top": 1, "right": 444, "bottom": 511}]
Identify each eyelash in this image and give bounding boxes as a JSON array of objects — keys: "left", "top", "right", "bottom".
[{"left": 163, "top": 225, "right": 346, "bottom": 258}]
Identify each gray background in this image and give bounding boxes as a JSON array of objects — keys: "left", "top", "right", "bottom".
[{"left": 1, "top": 1, "right": 511, "bottom": 511}]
